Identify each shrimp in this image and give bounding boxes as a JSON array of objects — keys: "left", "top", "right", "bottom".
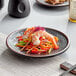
[
  {"left": 32, "top": 30, "right": 59, "bottom": 50},
  {"left": 23, "top": 26, "right": 45, "bottom": 39},
  {"left": 23, "top": 27, "right": 35, "bottom": 39}
]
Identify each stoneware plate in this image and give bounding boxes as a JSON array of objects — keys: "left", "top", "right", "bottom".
[
  {"left": 36, "top": 0, "right": 69, "bottom": 7},
  {"left": 6, "top": 28, "right": 70, "bottom": 58}
]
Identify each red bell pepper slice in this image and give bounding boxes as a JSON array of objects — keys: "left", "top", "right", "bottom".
[{"left": 31, "top": 48, "right": 39, "bottom": 54}]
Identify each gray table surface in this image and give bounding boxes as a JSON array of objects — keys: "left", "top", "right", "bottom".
[{"left": 0, "top": 0, "right": 76, "bottom": 68}]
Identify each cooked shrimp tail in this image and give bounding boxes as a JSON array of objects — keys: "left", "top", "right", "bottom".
[{"left": 32, "top": 30, "right": 59, "bottom": 50}]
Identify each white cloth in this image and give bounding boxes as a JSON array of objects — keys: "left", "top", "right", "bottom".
[{"left": 0, "top": 33, "right": 75, "bottom": 76}]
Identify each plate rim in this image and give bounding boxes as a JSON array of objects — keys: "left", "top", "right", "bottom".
[
  {"left": 6, "top": 27, "right": 70, "bottom": 58},
  {"left": 36, "top": 0, "right": 69, "bottom": 7}
]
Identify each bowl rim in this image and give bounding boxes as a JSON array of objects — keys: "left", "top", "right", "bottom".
[{"left": 6, "top": 27, "right": 70, "bottom": 58}]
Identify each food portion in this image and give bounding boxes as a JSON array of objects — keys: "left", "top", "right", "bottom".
[
  {"left": 45, "top": 0, "right": 67, "bottom": 5},
  {"left": 16, "top": 27, "right": 59, "bottom": 55}
]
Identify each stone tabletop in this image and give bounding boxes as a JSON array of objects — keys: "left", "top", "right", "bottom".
[{"left": 0, "top": 0, "right": 76, "bottom": 76}]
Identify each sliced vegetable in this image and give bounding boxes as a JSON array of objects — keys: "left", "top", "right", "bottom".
[
  {"left": 31, "top": 48, "right": 39, "bottom": 54},
  {"left": 48, "top": 48, "right": 52, "bottom": 54},
  {"left": 16, "top": 27, "right": 59, "bottom": 55},
  {"left": 20, "top": 37, "right": 31, "bottom": 51},
  {"left": 17, "top": 36, "right": 23, "bottom": 38},
  {"left": 16, "top": 44, "right": 24, "bottom": 47},
  {"left": 54, "top": 36, "right": 59, "bottom": 42}
]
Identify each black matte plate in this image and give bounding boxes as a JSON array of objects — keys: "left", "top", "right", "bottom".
[
  {"left": 6, "top": 27, "right": 70, "bottom": 58},
  {"left": 36, "top": 0, "right": 69, "bottom": 7}
]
